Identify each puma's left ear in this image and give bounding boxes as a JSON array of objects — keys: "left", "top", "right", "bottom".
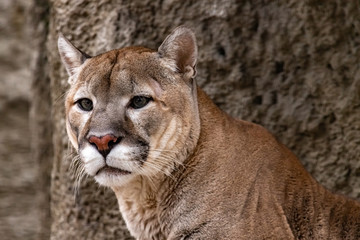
[
  {"left": 57, "top": 33, "right": 91, "bottom": 83},
  {"left": 158, "top": 26, "right": 197, "bottom": 80}
]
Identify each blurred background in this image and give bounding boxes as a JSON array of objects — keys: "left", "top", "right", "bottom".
[
  {"left": 1, "top": 0, "right": 360, "bottom": 239},
  {"left": 0, "top": 0, "right": 38, "bottom": 239}
]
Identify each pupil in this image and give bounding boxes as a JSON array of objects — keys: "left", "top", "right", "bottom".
[
  {"left": 131, "top": 96, "right": 150, "bottom": 109},
  {"left": 78, "top": 98, "right": 93, "bottom": 111},
  {"left": 84, "top": 100, "right": 90, "bottom": 107},
  {"left": 136, "top": 97, "right": 144, "bottom": 105}
]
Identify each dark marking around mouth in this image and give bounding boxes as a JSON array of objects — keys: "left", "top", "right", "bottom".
[{"left": 96, "top": 165, "right": 131, "bottom": 176}]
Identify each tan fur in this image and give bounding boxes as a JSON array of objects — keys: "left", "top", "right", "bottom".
[{"left": 59, "top": 27, "right": 360, "bottom": 239}]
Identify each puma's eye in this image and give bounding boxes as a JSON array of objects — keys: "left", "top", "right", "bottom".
[
  {"left": 130, "top": 96, "right": 152, "bottom": 109},
  {"left": 76, "top": 98, "right": 93, "bottom": 111}
]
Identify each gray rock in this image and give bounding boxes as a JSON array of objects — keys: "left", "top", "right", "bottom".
[{"left": 0, "top": 0, "right": 38, "bottom": 239}]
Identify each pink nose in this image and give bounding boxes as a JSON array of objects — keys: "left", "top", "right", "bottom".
[{"left": 89, "top": 134, "right": 118, "bottom": 152}]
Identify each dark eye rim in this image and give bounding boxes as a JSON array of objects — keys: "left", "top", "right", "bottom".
[
  {"left": 75, "top": 98, "right": 93, "bottom": 111},
  {"left": 129, "top": 96, "right": 153, "bottom": 109}
]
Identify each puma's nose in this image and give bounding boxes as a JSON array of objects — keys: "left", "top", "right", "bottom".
[{"left": 88, "top": 134, "right": 120, "bottom": 158}]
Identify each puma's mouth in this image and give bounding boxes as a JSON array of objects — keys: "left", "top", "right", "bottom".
[{"left": 96, "top": 166, "right": 131, "bottom": 176}]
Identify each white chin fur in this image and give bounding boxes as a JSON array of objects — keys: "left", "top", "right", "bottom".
[{"left": 94, "top": 173, "right": 134, "bottom": 187}]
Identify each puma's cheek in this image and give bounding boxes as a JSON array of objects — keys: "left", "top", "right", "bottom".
[
  {"left": 66, "top": 108, "right": 91, "bottom": 150},
  {"left": 148, "top": 117, "right": 179, "bottom": 159},
  {"left": 66, "top": 120, "right": 79, "bottom": 149},
  {"left": 157, "top": 117, "right": 179, "bottom": 151}
]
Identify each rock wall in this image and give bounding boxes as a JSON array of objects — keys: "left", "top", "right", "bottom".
[
  {"left": 31, "top": 0, "right": 52, "bottom": 239},
  {"left": 38, "top": 0, "right": 360, "bottom": 238},
  {"left": 0, "top": 0, "right": 39, "bottom": 239}
]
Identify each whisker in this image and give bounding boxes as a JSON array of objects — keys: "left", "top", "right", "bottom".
[
  {"left": 149, "top": 154, "right": 185, "bottom": 168},
  {"left": 138, "top": 169, "right": 157, "bottom": 191},
  {"left": 67, "top": 151, "right": 88, "bottom": 196},
  {"left": 54, "top": 90, "right": 68, "bottom": 105},
  {"left": 143, "top": 161, "right": 177, "bottom": 181},
  {"left": 148, "top": 149, "right": 179, "bottom": 154}
]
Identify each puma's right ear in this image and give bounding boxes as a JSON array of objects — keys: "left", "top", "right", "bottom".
[
  {"left": 158, "top": 26, "right": 197, "bottom": 80},
  {"left": 57, "top": 33, "right": 91, "bottom": 83}
]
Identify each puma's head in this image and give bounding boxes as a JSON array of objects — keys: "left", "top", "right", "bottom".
[{"left": 58, "top": 27, "right": 200, "bottom": 187}]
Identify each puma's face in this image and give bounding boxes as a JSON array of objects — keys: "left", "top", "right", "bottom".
[{"left": 59, "top": 27, "right": 200, "bottom": 187}]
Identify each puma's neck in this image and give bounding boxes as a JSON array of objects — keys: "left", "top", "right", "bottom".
[{"left": 112, "top": 175, "right": 166, "bottom": 239}]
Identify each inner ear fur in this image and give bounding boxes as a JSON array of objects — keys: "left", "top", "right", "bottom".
[
  {"left": 158, "top": 26, "right": 198, "bottom": 79},
  {"left": 57, "top": 33, "right": 91, "bottom": 80}
]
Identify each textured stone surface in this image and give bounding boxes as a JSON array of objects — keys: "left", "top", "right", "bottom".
[
  {"left": 0, "top": 0, "right": 39, "bottom": 239},
  {"left": 44, "top": 0, "right": 360, "bottom": 238},
  {"left": 30, "top": 0, "right": 52, "bottom": 239}
]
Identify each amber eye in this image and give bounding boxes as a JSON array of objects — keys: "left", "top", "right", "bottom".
[
  {"left": 76, "top": 98, "right": 93, "bottom": 111},
  {"left": 130, "top": 96, "right": 152, "bottom": 109}
]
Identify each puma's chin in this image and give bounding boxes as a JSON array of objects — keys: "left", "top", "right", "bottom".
[{"left": 94, "top": 168, "right": 134, "bottom": 187}]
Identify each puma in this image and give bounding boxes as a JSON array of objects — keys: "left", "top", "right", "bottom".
[{"left": 58, "top": 26, "right": 360, "bottom": 239}]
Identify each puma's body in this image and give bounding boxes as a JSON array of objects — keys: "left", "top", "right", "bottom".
[
  {"left": 58, "top": 27, "right": 360, "bottom": 239},
  {"left": 114, "top": 89, "right": 360, "bottom": 239}
]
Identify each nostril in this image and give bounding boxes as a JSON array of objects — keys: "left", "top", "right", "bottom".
[
  {"left": 108, "top": 137, "right": 121, "bottom": 150},
  {"left": 89, "top": 141, "right": 96, "bottom": 146}
]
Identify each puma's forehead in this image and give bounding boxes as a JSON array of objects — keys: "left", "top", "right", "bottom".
[
  {"left": 79, "top": 46, "right": 156, "bottom": 84},
  {"left": 72, "top": 46, "right": 166, "bottom": 99}
]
